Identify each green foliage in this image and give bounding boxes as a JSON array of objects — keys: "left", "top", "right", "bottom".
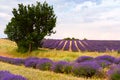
[
  {"left": 63, "top": 37, "right": 79, "bottom": 40},
  {"left": 83, "top": 38, "right": 87, "bottom": 40},
  {"left": 111, "top": 73, "right": 120, "bottom": 80},
  {"left": 4, "top": 1, "right": 57, "bottom": 53}
]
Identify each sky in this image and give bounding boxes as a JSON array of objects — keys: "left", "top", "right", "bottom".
[{"left": 0, "top": 0, "right": 120, "bottom": 40}]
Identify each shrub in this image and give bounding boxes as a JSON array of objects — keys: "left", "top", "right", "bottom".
[
  {"left": 107, "top": 64, "right": 120, "bottom": 80},
  {"left": 51, "top": 61, "right": 69, "bottom": 73},
  {"left": 0, "top": 56, "right": 24, "bottom": 65},
  {"left": 0, "top": 71, "right": 10, "bottom": 80},
  {"left": 72, "top": 61, "right": 101, "bottom": 77},
  {"left": 63, "top": 62, "right": 73, "bottom": 74},
  {"left": 10, "top": 58, "right": 25, "bottom": 65},
  {"left": 95, "top": 60, "right": 112, "bottom": 68},
  {"left": 75, "top": 56, "right": 93, "bottom": 63},
  {"left": 36, "top": 58, "right": 53, "bottom": 71},
  {"left": 0, "top": 71, "right": 27, "bottom": 80},
  {"left": 114, "top": 58, "right": 120, "bottom": 64},
  {"left": 3, "top": 75, "right": 27, "bottom": 80},
  {"left": 24, "top": 57, "right": 40, "bottom": 68},
  {"left": 95, "top": 55, "right": 115, "bottom": 63}
]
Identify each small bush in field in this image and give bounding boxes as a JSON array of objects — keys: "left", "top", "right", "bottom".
[
  {"left": 75, "top": 56, "right": 93, "bottom": 63},
  {"left": 63, "top": 62, "right": 73, "bottom": 74},
  {"left": 24, "top": 57, "right": 40, "bottom": 68},
  {"left": 95, "top": 55, "right": 115, "bottom": 63},
  {"left": 51, "top": 61, "right": 69, "bottom": 73},
  {"left": 72, "top": 61, "right": 101, "bottom": 77},
  {"left": 95, "top": 60, "right": 112, "bottom": 68},
  {"left": 107, "top": 64, "right": 120, "bottom": 80},
  {"left": 36, "top": 58, "right": 53, "bottom": 71},
  {"left": 0, "top": 56, "right": 24, "bottom": 65},
  {"left": 0, "top": 71, "right": 27, "bottom": 80},
  {"left": 114, "top": 58, "right": 120, "bottom": 64}
]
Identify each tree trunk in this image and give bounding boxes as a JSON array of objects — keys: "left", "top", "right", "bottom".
[{"left": 28, "top": 43, "right": 32, "bottom": 53}]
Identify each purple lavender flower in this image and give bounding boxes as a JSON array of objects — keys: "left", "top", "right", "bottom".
[
  {"left": 0, "top": 71, "right": 10, "bottom": 80},
  {"left": 63, "top": 62, "right": 73, "bottom": 74},
  {"left": 114, "top": 58, "right": 120, "bottom": 64},
  {"left": 24, "top": 57, "right": 40, "bottom": 68},
  {"left": 72, "top": 61, "right": 101, "bottom": 77},
  {"left": 51, "top": 61, "right": 69, "bottom": 73},
  {"left": 95, "top": 55, "right": 115, "bottom": 63},
  {"left": 107, "top": 64, "right": 120, "bottom": 80},
  {"left": 36, "top": 58, "right": 53, "bottom": 70},
  {"left": 71, "top": 40, "right": 78, "bottom": 52},
  {"left": 0, "top": 56, "right": 24, "bottom": 65},
  {"left": 75, "top": 56, "right": 93, "bottom": 63},
  {"left": 0, "top": 71, "right": 27, "bottom": 80},
  {"left": 95, "top": 60, "right": 112, "bottom": 68},
  {"left": 3, "top": 75, "right": 27, "bottom": 80}
]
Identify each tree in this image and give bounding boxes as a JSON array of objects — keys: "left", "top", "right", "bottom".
[{"left": 4, "top": 1, "right": 57, "bottom": 53}]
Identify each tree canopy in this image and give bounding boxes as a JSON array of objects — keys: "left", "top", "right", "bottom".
[{"left": 4, "top": 1, "right": 57, "bottom": 52}]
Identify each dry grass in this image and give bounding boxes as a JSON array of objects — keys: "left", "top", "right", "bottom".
[{"left": 0, "top": 39, "right": 120, "bottom": 61}]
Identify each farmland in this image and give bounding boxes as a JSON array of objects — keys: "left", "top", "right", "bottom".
[
  {"left": 42, "top": 39, "right": 120, "bottom": 52},
  {"left": 0, "top": 39, "right": 120, "bottom": 80}
]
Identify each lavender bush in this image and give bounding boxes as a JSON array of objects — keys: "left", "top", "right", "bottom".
[
  {"left": 107, "top": 64, "right": 120, "bottom": 80},
  {"left": 114, "top": 58, "right": 120, "bottom": 64},
  {"left": 0, "top": 56, "right": 24, "bottom": 65},
  {"left": 75, "top": 56, "right": 93, "bottom": 63},
  {"left": 51, "top": 61, "right": 69, "bottom": 73},
  {"left": 95, "top": 60, "right": 112, "bottom": 68},
  {"left": 24, "top": 57, "right": 40, "bottom": 68},
  {"left": 72, "top": 61, "right": 101, "bottom": 77},
  {"left": 36, "top": 58, "right": 53, "bottom": 70},
  {"left": 63, "top": 62, "right": 73, "bottom": 74},
  {"left": 95, "top": 55, "right": 115, "bottom": 63},
  {"left": 0, "top": 71, "right": 27, "bottom": 80}
]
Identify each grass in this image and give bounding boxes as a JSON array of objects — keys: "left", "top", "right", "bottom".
[
  {"left": 0, "top": 62, "right": 103, "bottom": 80},
  {"left": 0, "top": 38, "right": 120, "bottom": 61}
]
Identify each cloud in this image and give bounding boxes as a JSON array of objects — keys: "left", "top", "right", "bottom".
[
  {"left": 0, "top": 12, "right": 11, "bottom": 20},
  {"left": 0, "top": 0, "right": 120, "bottom": 40}
]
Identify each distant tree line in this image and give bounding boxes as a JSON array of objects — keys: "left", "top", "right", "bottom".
[
  {"left": 63, "top": 37, "right": 87, "bottom": 40},
  {"left": 63, "top": 37, "right": 79, "bottom": 40}
]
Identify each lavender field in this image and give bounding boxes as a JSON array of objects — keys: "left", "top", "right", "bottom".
[
  {"left": 0, "top": 55, "right": 120, "bottom": 80},
  {"left": 1, "top": 39, "right": 120, "bottom": 80},
  {"left": 42, "top": 39, "right": 120, "bottom": 52}
]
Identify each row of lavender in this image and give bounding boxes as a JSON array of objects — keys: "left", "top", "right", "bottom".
[
  {"left": 42, "top": 39, "right": 120, "bottom": 52},
  {"left": 0, "top": 71, "right": 27, "bottom": 80},
  {"left": 0, "top": 55, "right": 120, "bottom": 79}
]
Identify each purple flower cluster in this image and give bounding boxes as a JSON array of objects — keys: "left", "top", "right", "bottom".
[
  {"left": 94, "top": 55, "right": 115, "bottom": 63},
  {"left": 72, "top": 61, "right": 101, "bottom": 77},
  {"left": 75, "top": 56, "right": 93, "bottom": 63},
  {"left": 107, "top": 64, "right": 120, "bottom": 80},
  {"left": 0, "top": 71, "right": 27, "bottom": 80},
  {"left": 114, "top": 57, "right": 120, "bottom": 64},
  {"left": 95, "top": 60, "right": 112, "bottom": 68},
  {"left": 42, "top": 39, "right": 120, "bottom": 52},
  {"left": 71, "top": 40, "right": 78, "bottom": 52},
  {"left": 1, "top": 55, "right": 120, "bottom": 78},
  {"left": 0, "top": 56, "right": 24, "bottom": 65},
  {"left": 24, "top": 57, "right": 54, "bottom": 71},
  {"left": 36, "top": 58, "right": 53, "bottom": 70},
  {"left": 24, "top": 57, "right": 40, "bottom": 68},
  {"left": 51, "top": 61, "right": 69, "bottom": 73}
]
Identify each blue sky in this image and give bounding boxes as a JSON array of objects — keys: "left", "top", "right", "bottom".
[{"left": 0, "top": 0, "right": 120, "bottom": 40}]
